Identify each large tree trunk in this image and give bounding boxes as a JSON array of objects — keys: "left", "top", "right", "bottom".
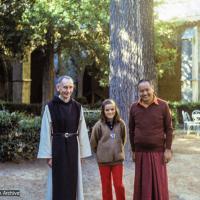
[
  {"left": 110, "top": 0, "right": 156, "bottom": 123},
  {"left": 109, "top": 0, "right": 156, "bottom": 157}
]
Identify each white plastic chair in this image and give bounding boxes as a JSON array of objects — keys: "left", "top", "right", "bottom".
[
  {"left": 192, "top": 110, "right": 200, "bottom": 121},
  {"left": 182, "top": 111, "right": 189, "bottom": 131},
  {"left": 192, "top": 110, "right": 200, "bottom": 136},
  {"left": 182, "top": 110, "right": 199, "bottom": 136}
]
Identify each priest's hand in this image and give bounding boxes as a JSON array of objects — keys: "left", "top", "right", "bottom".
[
  {"left": 47, "top": 158, "right": 52, "bottom": 167},
  {"left": 164, "top": 149, "right": 172, "bottom": 163}
]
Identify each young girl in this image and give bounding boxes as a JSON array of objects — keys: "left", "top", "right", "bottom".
[{"left": 90, "top": 99, "right": 126, "bottom": 200}]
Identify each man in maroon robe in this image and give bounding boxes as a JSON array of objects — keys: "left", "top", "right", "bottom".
[{"left": 129, "top": 79, "right": 173, "bottom": 200}]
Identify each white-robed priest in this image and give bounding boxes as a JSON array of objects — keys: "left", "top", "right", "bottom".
[{"left": 37, "top": 75, "right": 91, "bottom": 200}]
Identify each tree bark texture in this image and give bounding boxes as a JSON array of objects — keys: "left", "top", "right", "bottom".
[{"left": 110, "top": 0, "right": 156, "bottom": 125}]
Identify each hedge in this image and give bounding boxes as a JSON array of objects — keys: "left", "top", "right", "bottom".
[
  {"left": 84, "top": 109, "right": 100, "bottom": 136},
  {"left": 0, "top": 109, "right": 100, "bottom": 162},
  {"left": 1, "top": 101, "right": 200, "bottom": 162},
  {"left": 0, "top": 110, "right": 41, "bottom": 162}
]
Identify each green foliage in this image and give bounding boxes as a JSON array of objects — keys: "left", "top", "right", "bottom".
[
  {"left": 0, "top": 0, "right": 35, "bottom": 56},
  {"left": 1, "top": 0, "right": 184, "bottom": 87},
  {"left": 0, "top": 110, "right": 12, "bottom": 127},
  {"left": 154, "top": 0, "right": 186, "bottom": 77},
  {"left": 154, "top": 18, "right": 180, "bottom": 77},
  {"left": 0, "top": 110, "right": 41, "bottom": 162},
  {"left": 18, "top": 117, "right": 41, "bottom": 133},
  {"left": 0, "top": 0, "right": 109, "bottom": 85},
  {"left": 0, "top": 108, "right": 100, "bottom": 162},
  {"left": 84, "top": 109, "right": 100, "bottom": 136}
]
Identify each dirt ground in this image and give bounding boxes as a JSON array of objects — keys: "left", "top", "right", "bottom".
[{"left": 0, "top": 132, "right": 200, "bottom": 200}]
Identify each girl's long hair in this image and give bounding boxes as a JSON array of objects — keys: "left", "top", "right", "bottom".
[{"left": 100, "top": 99, "right": 121, "bottom": 123}]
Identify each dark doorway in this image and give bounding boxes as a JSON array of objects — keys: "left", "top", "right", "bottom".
[
  {"left": 0, "top": 57, "right": 12, "bottom": 101},
  {"left": 30, "top": 49, "right": 45, "bottom": 103},
  {"left": 83, "top": 67, "right": 92, "bottom": 103},
  {"left": 83, "top": 66, "right": 108, "bottom": 104},
  {"left": 0, "top": 62, "right": 6, "bottom": 100}
]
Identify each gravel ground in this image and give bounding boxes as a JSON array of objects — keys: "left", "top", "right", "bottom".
[{"left": 0, "top": 133, "right": 200, "bottom": 200}]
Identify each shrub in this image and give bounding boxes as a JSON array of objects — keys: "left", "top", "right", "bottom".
[
  {"left": 0, "top": 108, "right": 100, "bottom": 162},
  {"left": 0, "top": 110, "right": 41, "bottom": 162},
  {"left": 84, "top": 109, "right": 101, "bottom": 136},
  {"left": 0, "top": 110, "right": 12, "bottom": 128}
]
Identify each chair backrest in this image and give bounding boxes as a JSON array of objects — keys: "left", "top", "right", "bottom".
[
  {"left": 182, "top": 111, "right": 191, "bottom": 122},
  {"left": 192, "top": 110, "right": 200, "bottom": 121},
  {"left": 185, "top": 112, "right": 191, "bottom": 121},
  {"left": 182, "top": 111, "right": 186, "bottom": 122}
]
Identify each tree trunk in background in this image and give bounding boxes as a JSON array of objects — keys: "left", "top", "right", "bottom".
[
  {"left": 77, "top": 65, "right": 86, "bottom": 98},
  {"left": 42, "top": 26, "right": 55, "bottom": 111},
  {"left": 57, "top": 47, "right": 65, "bottom": 76},
  {"left": 110, "top": 0, "right": 156, "bottom": 156},
  {"left": 1, "top": 56, "right": 10, "bottom": 101}
]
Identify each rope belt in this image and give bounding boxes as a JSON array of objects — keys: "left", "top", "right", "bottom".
[{"left": 52, "top": 132, "right": 78, "bottom": 138}]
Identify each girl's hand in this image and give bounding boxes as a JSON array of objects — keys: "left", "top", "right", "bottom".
[
  {"left": 164, "top": 149, "right": 172, "bottom": 163},
  {"left": 47, "top": 158, "right": 52, "bottom": 167}
]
